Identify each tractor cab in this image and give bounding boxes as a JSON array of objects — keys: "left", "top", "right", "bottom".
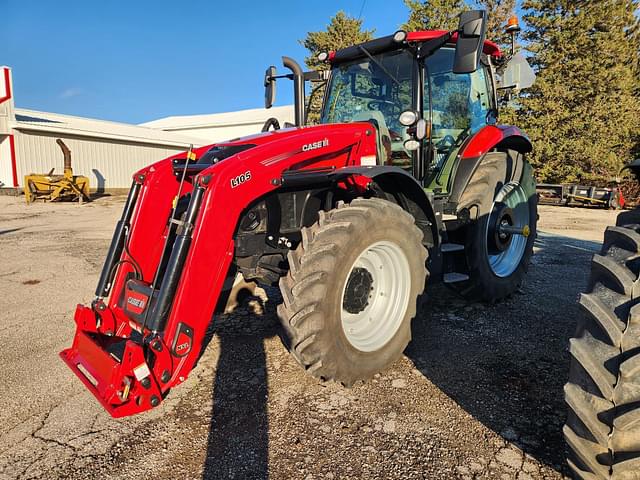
[
  {"left": 319, "top": 42, "right": 496, "bottom": 185},
  {"left": 265, "top": 10, "right": 534, "bottom": 195},
  {"left": 318, "top": 28, "right": 504, "bottom": 194}
]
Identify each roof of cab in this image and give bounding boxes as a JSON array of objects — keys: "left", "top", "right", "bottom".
[
  {"left": 329, "top": 30, "right": 501, "bottom": 64},
  {"left": 406, "top": 30, "right": 501, "bottom": 56}
]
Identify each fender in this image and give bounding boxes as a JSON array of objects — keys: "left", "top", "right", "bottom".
[
  {"left": 331, "top": 165, "right": 439, "bottom": 248},
  {"left": 448, "top": 125, "right": 532, "bottom": 208}
]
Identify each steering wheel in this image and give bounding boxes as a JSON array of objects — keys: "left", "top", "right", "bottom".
[
  {"left": 261, "top": 117, "right": 281, "bottom": 132},
  {"left": 367, "top": 99, "right": 401, "bottom": 115},
  {"left": 436, "top": 135, "right": 456, "bottom": 150},
  {"left": 436, "top": 127, "right": 472, "bottom": 150}
]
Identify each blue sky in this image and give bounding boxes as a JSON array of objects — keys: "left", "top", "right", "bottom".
[{"left": 2, "top": 0, "right": 411, "bottom": 124}]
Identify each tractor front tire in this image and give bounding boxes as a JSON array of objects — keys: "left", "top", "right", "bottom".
[
  {"left": 455, "top": 151, "right": 537, "bottom": 302},
  {"left": 277, "top": 198, "right": 428, "bottom": 386},
  {"left": 564, "top": 224, "right": 640, "bottom": 479}
]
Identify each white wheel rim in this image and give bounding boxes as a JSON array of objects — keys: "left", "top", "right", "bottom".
[
  {"left": 340, "top": 241, "right": 411, "bottom": 352},
  {"left": 485, "top": 182, "right": 530, "bottom": 278}
]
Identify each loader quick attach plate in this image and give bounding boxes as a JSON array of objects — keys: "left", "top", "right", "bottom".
[{"left": 60, "top": 305, "right": 164, "bottom": 417}]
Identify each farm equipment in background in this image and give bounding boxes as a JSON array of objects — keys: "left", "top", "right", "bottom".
[
  {"left": 60, "top": 11, "right": 538, "bottom": 418},
  {"left": 24, "top": 138, "right": 90, "bottom": 203},
  {"left": 536, "top": 183, "right": 623, "bottom": 209},
  {"left": 564, "top": 159, "right": 640, "bottom": 479}
]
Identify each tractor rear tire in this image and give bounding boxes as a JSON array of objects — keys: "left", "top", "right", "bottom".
[
  {"left": 564, "top": 223, "right": 640, "bottom": 479},
  {"left": 454, "top": 151, "right": 537, "bottom": 302},
  {"left": 277, "top": 198, "right": 428, "bottom": 386}
]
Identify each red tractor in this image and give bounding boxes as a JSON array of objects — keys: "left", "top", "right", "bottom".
[{"left": 61, "top": 11, "right": 537, "bottom": 417}]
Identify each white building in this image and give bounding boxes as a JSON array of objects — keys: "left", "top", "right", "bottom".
[
  {"left": 140, "top": 105, "right": 294, "bottom": 143},
  {"left": 0, "top": 67, "right": 205, "bottom": 191}
]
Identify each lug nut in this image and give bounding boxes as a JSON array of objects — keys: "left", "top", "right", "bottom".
[
  {"left": 150, "top": 395, "right": 160, "bottom": 407},
  {"left": 140, "top": 377, "right": 151, "bottom": 389}
]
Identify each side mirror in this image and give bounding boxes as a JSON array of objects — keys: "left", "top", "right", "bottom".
[
  {"left": 264, "top": 66, "right": 277, "bottom": 109},
  {"left": 453, "top": 10, "right": 487, "bottom": 74}
]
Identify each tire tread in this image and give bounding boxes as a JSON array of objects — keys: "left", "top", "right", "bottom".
[{"left": 565, "top": 223, "right": 640, "bottom": 479}]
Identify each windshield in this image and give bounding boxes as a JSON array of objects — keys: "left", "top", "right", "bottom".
[{"left": 320, "top": 49, "right": 415, "bottom": 167}]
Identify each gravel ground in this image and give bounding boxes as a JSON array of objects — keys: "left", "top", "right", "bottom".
[{"left": 0, "top": 196, "right": 620, "bottom": 480}]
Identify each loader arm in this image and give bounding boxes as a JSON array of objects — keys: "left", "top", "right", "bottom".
[{"left": 61, "top": 123, "right": 378, "bottom": 417}]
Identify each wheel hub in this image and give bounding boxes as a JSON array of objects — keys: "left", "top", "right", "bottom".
[
  {"left": 340, "top": 241, "right": 412, "bottom": 352},
  {"left": 488, "top": 204, "right": 514, "bottom": 254},
  {"left": 485, "top": 182, "right": 531, "bottom": 278},
  {"left": 343, "top": 267, "right": 374, "bottom": 314}
]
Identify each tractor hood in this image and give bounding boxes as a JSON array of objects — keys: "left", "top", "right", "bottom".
[{"left": 168, "top": 122, "right": 379, "bottom": 175}]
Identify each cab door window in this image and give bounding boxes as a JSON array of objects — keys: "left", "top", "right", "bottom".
[{"left": 424, "top": 47, "right": 492, "bottom": 189}]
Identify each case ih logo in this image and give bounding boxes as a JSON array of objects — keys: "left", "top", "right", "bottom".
[
  {"left": 302, "top": 138, "right": 329, "bottom": 152},
  {"left": 125, "top": 292, "right": 148, "bottom": 315},
  {"left": 127, "top": 297, "right": 145, "bottom": 309}
]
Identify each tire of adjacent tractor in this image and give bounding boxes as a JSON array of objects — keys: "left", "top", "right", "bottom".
[
  {"left": 564, "top": 223, "right": 640, "bottom": 479},
  {"left": 454, "top": 151, "right": 537, "bottom": 302},
  {"left": 277, "top": 198, "right": 428, "bottom": 386}
]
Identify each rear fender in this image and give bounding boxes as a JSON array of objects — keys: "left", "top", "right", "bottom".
[
  {"left": 330, "top": 166, "right": 439, "bottom": 249},
  {"left": 448, "top": 125, "right": 532, "bottom": 208}
]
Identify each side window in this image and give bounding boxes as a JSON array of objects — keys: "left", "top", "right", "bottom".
[
  {"left": 468, "top": 66, "right": 491, "bottom": 133},
  {"left": 425, "top": 49, "right": 491, "bottom": 141},
  {"left": 424, "top": 49, "right": 492, "bottom": 190}
]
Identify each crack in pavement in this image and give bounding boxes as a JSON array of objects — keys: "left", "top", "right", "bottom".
[
  {"left": 29, "top": 405, "right": 77, "bottom": 452},
  {"left": 2, "top": 404, "right": 78, "bottom": 480},
  {"left": 0, "top": 412, "right": 48, "bottom": 456}
]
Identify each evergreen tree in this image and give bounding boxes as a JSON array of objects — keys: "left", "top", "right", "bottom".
[
  {"left": 301, "top": 11, "right": 374, "bottom": 123},
  {"left": 403, "top": 1, "right": 516, "bottom": 49},
  {"left": 471, "top": 0, "right": 516, "bottom": 48},
  {"left": 513, "top": 0, "right": 640, "bottom": 183},
  {"left": 402, "top": 0, "right": 467, "bottom": 31}
]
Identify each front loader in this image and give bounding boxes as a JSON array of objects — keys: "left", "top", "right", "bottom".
[{"left": 61, "top": 11, "right": 537, "bottom": 417}]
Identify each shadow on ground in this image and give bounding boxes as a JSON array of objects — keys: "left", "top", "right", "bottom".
[
  {"left": 201, "top": 289, "right": 279, "bottom": 480},
  {"left": 405, "top": 231, "right": 601, "bottom": 474},
  {"left": 196, "top": 230, "right": 601, "bottom": 478}
]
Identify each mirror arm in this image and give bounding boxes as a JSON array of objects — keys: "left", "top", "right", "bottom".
[
  {"left": 269, "top": 73, "right": 294, "bottom": 81},
  {"left": 416, "top": 32, "right": 453, "bottom": 60},
  {"left": 304, "top": 70, "right": 330, "bottom": 82}
]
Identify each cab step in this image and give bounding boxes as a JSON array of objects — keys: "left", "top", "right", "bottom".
[{"left": 443, "top": 272, "right": 470, "bottom": 284}]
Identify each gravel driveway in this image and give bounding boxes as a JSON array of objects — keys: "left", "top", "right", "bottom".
[{"left": 0, "top": 195, "right": 618, "bottom": 479}]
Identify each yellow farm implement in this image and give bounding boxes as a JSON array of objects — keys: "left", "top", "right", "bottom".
[{"left": 24, "top": 139, "right": 90, "bottom": 204}]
